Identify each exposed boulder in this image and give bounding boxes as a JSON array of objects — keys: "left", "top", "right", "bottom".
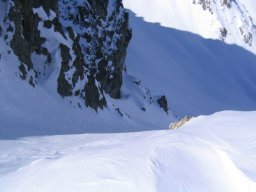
[{"left": 169, "top": 116, "right": 192, "bottom": 130}]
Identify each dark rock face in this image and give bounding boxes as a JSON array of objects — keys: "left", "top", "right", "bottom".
[
  {"left": 5, "top": 0, "right": 132, "bottom": 110},
  {"left": 193, "top": 0, "right": 232, "bottom": 11},
  {"left": 59, "top": 0, "right": 132, "bottom": 99},
  {"left": 57, "top": 44, "right": 73, "bottom": 97},
  {"left": 222, "top": 0, "right": 232, "bottom": 8},
  {"left": 84, "top": 74, "right": 107, "bottom": 110},
  {"left": 195, "top": 0, "right": 211, "bottom": 11},
  {"left": 8, "top": 0, "right": 55, "bottom": 85},
  {"left": 157, "top": 96, "right": 169, "bottom": 114},
  {"left": 220, "top": 27, "right": 228, "bottom": 40}
]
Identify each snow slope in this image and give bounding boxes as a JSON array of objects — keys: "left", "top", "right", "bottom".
[
  {"left": 1, "top": 0, "right": 256, "bottom": 134},
  {"left": 123, "top": 10, "right": 256, "bottom": 117},
  {"left": 0, "top": 1, "right": 256, "bottom": 190},
  {"left": 0, "top": 111, "right": 256, "bottom": 192},
  {"left": 0, "top": 58, "right": 173, "bottom": 139},
  {"left": 0, "top": 54, "right": 175, "bottom": 138},
  {"left": 123, "top": 0, "right": 256, "bottom": 54}
]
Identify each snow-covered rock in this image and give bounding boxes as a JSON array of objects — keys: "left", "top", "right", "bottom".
[
  {"left": 124, "top": 0, "right": 256, "bottom": 54},
  {"left": 0, "top": 0, "right": 172, "bottom": 132},
  {"left": 0, "top": 0, "right": 132, "bottom": 110}
]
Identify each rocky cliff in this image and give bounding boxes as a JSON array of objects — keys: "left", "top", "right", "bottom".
[{"left": 1, "top": 0, "right": 132, "bottom": 110}]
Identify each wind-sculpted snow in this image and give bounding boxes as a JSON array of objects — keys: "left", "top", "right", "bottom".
[{"left": 0, "top": 111, "right": 255, "bottom": 192}]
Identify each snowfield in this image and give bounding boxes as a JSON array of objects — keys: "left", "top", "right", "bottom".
[
  {"left": 0, "top": 111, "right": 256, "bottom": 192},
  {"left": 1, "top": 1, "right": 256, "bottom": 191}
]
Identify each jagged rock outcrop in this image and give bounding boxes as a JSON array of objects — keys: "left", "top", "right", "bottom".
[
  {"left": 59, "top": 0, "right": 132, "bottom": 100},
  {"left": 2, "top": 0, "right": 132, "bottom": 110},
  {"left": 157, "top": 95, "right": 169, "bottom": 114},
  {"left": 7, "top": 0, "right": 57, "bottom": 86},
  {"left": 194, "top": 0, "right": 231, "bottom": 11}
]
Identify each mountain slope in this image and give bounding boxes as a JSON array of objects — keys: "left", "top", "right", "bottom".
[
  {"left": 0, "top": 0, "right": 173, "bottom": 138},
  {"left": 123, "top": 0, "right": 256, "bottom": 54},
  {"left": 0, "top": 111, "right": 256, "bottom": 192},
  {"left": 123, "top": 1, "right": 256, "bottom": 117},
  {"left": 0, "top": 1, "right": 256, "bottom": 191},
  {"left": 1, "top": 0, "right": 256, "bottom": 134}
]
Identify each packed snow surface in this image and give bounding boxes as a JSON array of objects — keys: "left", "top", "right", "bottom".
[{"left": 0, "top": 111, "right": 256, "bottom": 192}]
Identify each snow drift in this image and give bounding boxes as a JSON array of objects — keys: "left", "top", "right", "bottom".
[{"left": 0, "top": 111, "right": 256, "bottom": 192}]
